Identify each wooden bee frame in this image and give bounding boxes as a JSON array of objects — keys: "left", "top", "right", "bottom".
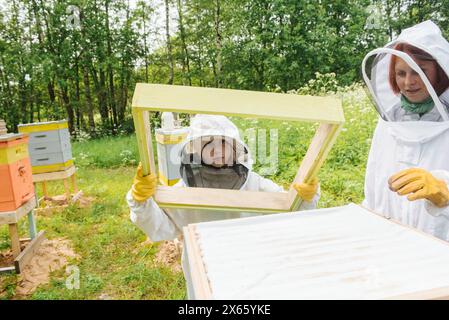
[{"left": 132, "top": 84, "right": 344, "bottom": 213}]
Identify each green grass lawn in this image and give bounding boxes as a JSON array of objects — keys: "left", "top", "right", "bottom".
[{"left": 0, "top": 85, "right": 377, "bottom": 299}]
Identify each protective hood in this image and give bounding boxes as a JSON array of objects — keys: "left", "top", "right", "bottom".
[
  {"left": 362, "top": 20, "right": 449, "bottom": 122},
  {"left": 179, "top": 114, "right": 252, "bottom": 190}
]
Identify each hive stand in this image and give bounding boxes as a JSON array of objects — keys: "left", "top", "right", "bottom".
[
  {"left": 0, "top": 194, "right": 46, "bottom": 274},
  {"left": 32, "top": 165, "right": 82, "bottom": 211},
  {"left": 132, "top": 84, "right": 345, "bottom": 213},
  {"left": 0, "top": 119, "right": 7, "bottom": 135}
]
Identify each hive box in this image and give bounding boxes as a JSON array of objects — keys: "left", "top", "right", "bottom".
[
  {"left": 155, "top": 127, "right": 189, "bottom": 186},
  {"left": 0, "top": 134, "right": 35, "bottom": 211},
  {"left": 18, "top": 120, "right": 73, "bottom": 174},
  {"left": 183, "top": 204, "right": 449, "bottom": 300}
]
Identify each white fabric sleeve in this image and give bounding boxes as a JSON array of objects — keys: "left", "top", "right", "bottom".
[
  {"left": 126, "top": 190, "right": 179, "bottom": 241},
  {"left": 255, "top": 175, "right": 285, "bottom": 193},
  {"left": 424, "top": 170, "right": 449, "bottom": 217}
]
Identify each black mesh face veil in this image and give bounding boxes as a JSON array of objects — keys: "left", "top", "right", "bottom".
[{"left": 179, "top": 136, "right": 250, "bottom": 189}]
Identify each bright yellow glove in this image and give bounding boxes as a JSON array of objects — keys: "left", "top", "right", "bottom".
[
  {"left": 388, "top": 168, "right": 449, "bottom": 208},
  {"left": 293, "top": 177, "right": 319, "bottom": 202},
  {"left": 131, "top": 163, "right": 158, "bottom": 203}
]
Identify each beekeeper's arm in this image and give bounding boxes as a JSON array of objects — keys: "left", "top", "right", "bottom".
[
  {"left": 127, "top": 164, "right": 178, "bottom": 241},
  {"left": 389, "top": 168, "right": 449, "bottom": 217},
  {"left": 255, "top": 173, "right": 320, "bottom": 210}
]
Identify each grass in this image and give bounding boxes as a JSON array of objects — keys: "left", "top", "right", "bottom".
[{"left": 0, "top": 84, "right": 378, "bottom": 299}]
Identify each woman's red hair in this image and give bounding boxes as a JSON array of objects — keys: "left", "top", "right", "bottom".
[{"left": 389, "top": 43, "right": 449, "bottom": 96}]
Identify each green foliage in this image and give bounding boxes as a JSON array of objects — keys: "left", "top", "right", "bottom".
[
  {"left": 72, "top": 135, "right": 139, "bottom": 168},
  {"left": 1, "top": 0, "right": 445, "bottom": 137}
]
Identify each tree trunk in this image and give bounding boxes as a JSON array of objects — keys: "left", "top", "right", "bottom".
[
  {"left": 142, "top": 3, "right": 149, "bottom": 83},
  {"left": 165, "top": 0, "right": 174, "bottom": 84},
  {"left": 83, "top": 66, "right": 96, "bottom": 136},
  {"left": 177, "top": 0, "right": 191, "bottom": 85},
  {"left": 74, "top": 57, "right": 82, "bottom": 135},
  {"left": 105, "top": 0, "right": 118, "bottom": 130},
  {"left": 214, "top": 0, "right": 223, "bottom": 87},
  {"left": 91, "top": 66, "right": 109, "bottom": 124},
  {"left": 58, "top": 80, "right": 75, "bottom": 135}
]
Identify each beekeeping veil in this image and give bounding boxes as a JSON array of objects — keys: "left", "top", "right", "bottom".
[
  {"left": 362, "top": 20, "right": 449, "bottom": 122},
  {"left": 179, "top": 114, "right": 252, "bottom": 190}
]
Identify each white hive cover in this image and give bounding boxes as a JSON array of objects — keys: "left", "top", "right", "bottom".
[{"left": 192, "top": 203, "right": 449, "bottom": 299}]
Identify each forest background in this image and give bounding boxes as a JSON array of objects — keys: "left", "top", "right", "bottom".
[{"left": 1, "top": 0, "right": 447, "bottom": 136}]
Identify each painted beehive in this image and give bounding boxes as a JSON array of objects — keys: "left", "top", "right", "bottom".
[
  {"left": 184, "top": 204, "right": 449, "bottom": 300},
  {"left": 18, "top": 120, "right": 73, "bottom": 174},
  {"left": 0, "top": 134, "right": 35, "bottom": 211},
  {"left": 155, "top": 127, "right": 189, "bottom": 186}
]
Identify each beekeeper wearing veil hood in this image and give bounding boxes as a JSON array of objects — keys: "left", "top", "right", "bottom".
[
  {"left": 127, "top": 114, "right": 320, "bottom": 242},
  {"left": 362, "top": 20, "right": 449, "bottom": 241}
]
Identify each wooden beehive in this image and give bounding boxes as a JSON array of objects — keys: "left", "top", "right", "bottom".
[
  {"left": 18, "top": 120, "right": 73, "bottom": 174},
  {"left": 0, "top": 119, "right": 7, "bottom": 135},
  {"left": 183, "top": 204, "right": 449, "bottom": 300},
  {"left": 0, "top": 134, "right": 35, "bottom": 212}
]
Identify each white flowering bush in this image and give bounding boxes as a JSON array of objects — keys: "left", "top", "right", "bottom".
[
  {"left": 120, "top": 150, "right": 137, "bottom": 166},
  {"left": 294, "top": 72, "right": 340, "bottom": 96}
]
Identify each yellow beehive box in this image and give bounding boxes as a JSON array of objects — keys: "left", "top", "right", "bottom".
[{"left": 18, "top": 120, "right": 73, "bottom": 174}]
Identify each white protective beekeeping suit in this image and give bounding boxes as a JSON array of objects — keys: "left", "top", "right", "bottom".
[
  {"left": 127, "top": 114, "right": 319, "bottom": 242},
  {"left": 362, "top": 20, "right": 449, "bottom": 241}
]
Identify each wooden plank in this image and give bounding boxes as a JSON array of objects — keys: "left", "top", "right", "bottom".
[
  {"left": 132, "top": 109, "right": 155, "bottom": 176},
  {"left": 288, "top": 123, "right": 342, "bottom": 210},
  {"left": 42, "top": 181, "right": 48, "bottom": 197},
  {"left": 183, "top": 225, "right": 213, "bottom": 299},
  {"left": 14, "top": 231, "right": 46, "bottom": 274},
  {"left": 9, "top": 224, "right": 21, "bottom": 258},
  {"left": 71, "top": 190, "right": 84, "bottom": 203},
  {"left": 155, "top": 186, "right": 291, "bottom": 213},
  {"left": 0, "top": 211, "right": 17, "bottom": 225},
  {"left": 132, "top": 84, "right": 345, "bottom": 124},
  {"left": 32, "top": 165, "right": 76, "bottom": 183},
  {"left": 0, "top": 266, "right": 16, "bottom": 274},
  {"left": 63, "top": 178, "right": 71, "bottom": 199},
  {"left": 0, "top": 197, "right": 37, "bottom": 225},
  {"left": 71, "top": 173, "right": 78, "bottom": 193}
]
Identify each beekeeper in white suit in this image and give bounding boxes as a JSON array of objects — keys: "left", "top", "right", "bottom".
[
  {"left": 362, "top": 20, "right": 449, "bottom": 241},
  {"left": 127, "top": 114, "right": 320, "bottom": 242}
]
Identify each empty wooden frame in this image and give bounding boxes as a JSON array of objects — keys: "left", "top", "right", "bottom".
[{"left": 132, "top": 83, "right": 344, "bottom": 213}]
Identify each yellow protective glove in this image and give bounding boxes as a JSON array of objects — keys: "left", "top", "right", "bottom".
[
  {"left": 388, "top": 168, "right": 449, "bottom": 208},
  {"left": 293, "top": 177, "right": 319, "bottom": 202},
  {"left": 131, "top": 163, "right": 158, "bottom": 203}
]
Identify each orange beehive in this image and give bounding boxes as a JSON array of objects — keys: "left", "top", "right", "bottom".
[{"left": 0, "top": 134, "right": 35, "bottom": 211}]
